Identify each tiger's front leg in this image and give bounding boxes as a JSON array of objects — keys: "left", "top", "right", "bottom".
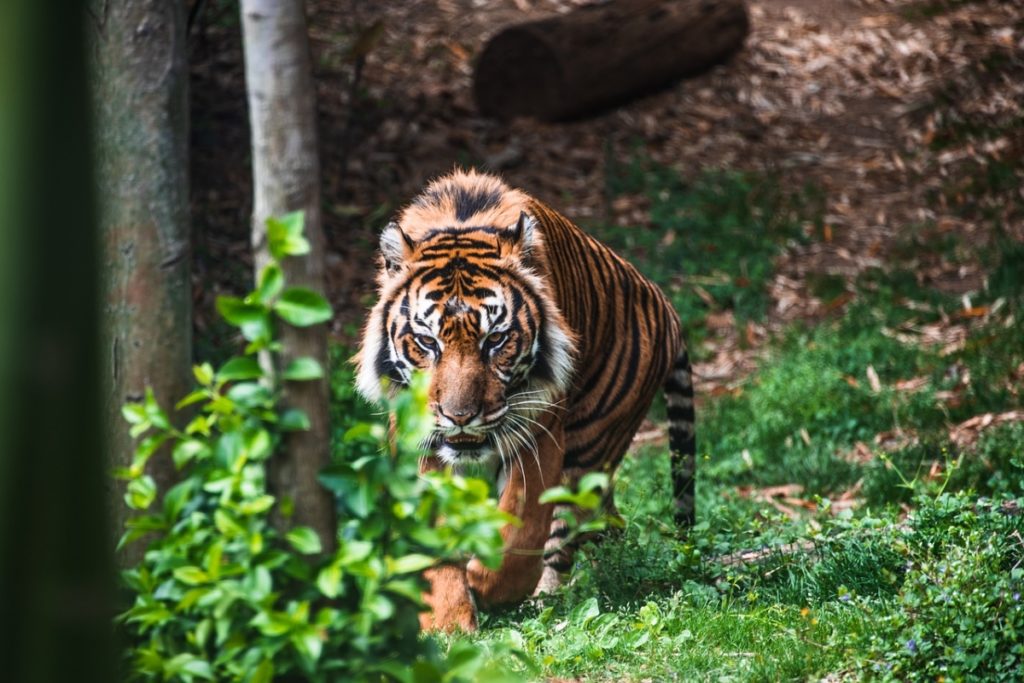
[
  {"left": 419, "top": 563, "right": 477, "bottom": 632},
  {"left": 418, "top": 414, "right": 565, "bottom": 630},
  {"left": 468, "top": 414, "right": 565, "bottom": 607},
  {"left": 418, "top": 456, "right": 479, "bottom": 633}
]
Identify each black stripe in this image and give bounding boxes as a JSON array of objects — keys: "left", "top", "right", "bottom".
[
  {"left": 454, "top": 186, "right": 502, "bottom": 221},
  {"left": 667, "top": 405, "right": 695, "bottom": 423},
  {"left": 664, "top": 375, "right": 691, "bottom": 394}
]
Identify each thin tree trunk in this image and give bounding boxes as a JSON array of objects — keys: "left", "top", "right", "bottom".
[
  {"left": 91, "top": 0, "right": 192, "bottom": 567},
  {"left": 240, "top": 0, "right": 336, "bottom": 552}
]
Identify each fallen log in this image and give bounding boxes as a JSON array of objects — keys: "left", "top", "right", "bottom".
[{"left": 473, "top": 0, "right": 750, "bottom": 122}]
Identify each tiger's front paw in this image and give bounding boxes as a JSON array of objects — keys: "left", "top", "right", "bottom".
[{"left": 420, "top": 565, "right": 478, "bottom": 633}]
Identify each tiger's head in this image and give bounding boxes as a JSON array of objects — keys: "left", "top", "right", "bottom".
[{"left": 355, "top": 171, "right": 575, "bottom": 467}]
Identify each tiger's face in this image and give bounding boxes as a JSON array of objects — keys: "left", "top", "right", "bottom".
[{"left": 356, "top": 212, "right": 575, "bottom": 467}]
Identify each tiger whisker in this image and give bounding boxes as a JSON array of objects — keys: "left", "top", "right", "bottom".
[
  {"left": 504, "top": 415, "right": 543, "bottom": 483},
  {"left": 506, "top": 404, "right": 563, "bottom": 419},
  {"left": 509, "top": 410, "right": 558, "bottom": 448},
  {"left": 496, "top": 428, "right": 525, "bottom": 494},
  {"left": 505, "top": 399, "right": 563, "bottom": 415}
]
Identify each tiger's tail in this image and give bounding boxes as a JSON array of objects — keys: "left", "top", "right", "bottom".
[{"left": 665, "top": 347, "right": 696, "bottom": 527}]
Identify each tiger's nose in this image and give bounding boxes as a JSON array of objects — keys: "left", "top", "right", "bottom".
[{"left": 437, "top": 404, "right": 480, "bottom": 427}]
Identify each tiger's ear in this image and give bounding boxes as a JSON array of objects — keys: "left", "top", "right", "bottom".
[
  {"left": 503, "top": 211, "right": 538, "bottom": 260},
  {"left": 380, "top": 221, "right": 414, "bottom": 273}
]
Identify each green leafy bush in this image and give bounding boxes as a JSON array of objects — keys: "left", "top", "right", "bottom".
[
  {"left": 852, "top": 493, "right": 1024, "bottom": 681},
  {"left": 116, "top": 213, "right": 516, "bottom": 682}
]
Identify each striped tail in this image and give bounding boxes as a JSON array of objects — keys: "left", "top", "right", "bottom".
[{"left": 665, "top": 348, "right": 696, "bottom": 527}]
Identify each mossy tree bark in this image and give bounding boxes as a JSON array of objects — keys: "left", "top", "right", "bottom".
[
  {"left": 240, "top": 0, "right": 336, "bottom": 552},
  {"left": 91, "top": 0, "right": 192, "bottom": 567}
]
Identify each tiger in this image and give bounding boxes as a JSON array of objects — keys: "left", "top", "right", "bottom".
[{"left": 355, "top": 169, "right": 695, "bottom": 631}]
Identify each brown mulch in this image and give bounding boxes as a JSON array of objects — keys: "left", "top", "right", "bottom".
[{"left": 188, "top": 0, "right": 1024, "bottom": 393}]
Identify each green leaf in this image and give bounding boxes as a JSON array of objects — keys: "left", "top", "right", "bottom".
[
  {"left": 279, "top": 408, "right": 311, "bottom": 431},
  {"left": 273, "top": 288, "right": 332, "bottom": 327},
  {"left": 164, "top": 654, "right": 214, "bottom": 680},
  {"left": 338, "top": 540, "right": 374, "bottom": 566},
  {"left": 282, "top": 356, "right": 324, "bottom": 381},
  {"left": 112, "top": 467, "right": 133, "bottom": 481},
  {"left": 238, "top": 495, "right": 275, "bottom": 516},
  {"left": 193, "top": 362, "right": 214, "bottom": 386},
  {"left": 217, "top": 297, "right": 272, "bottom": 342},
  {"left": 291, "top": 626, "right": 323, "bottom": 664},
  {"left": 118, "top": 515, "right": 167, "bottom": 548},
  {"left": 286, "top": 527, "right": 322, "bottom": 555},
  {"left": 205, "top": 542, "right": 224, "bottom": 580},
  {"left": 251, "top": 610, "right": 292, "bottom": 637},
  {"left": 244, "top": 428, "right": 273, "bottom": 461},
  {"left": 214, "top": 509, "right": 245, "bottom": 537},
  {"left": 383, "top": 578, "right": 423, "bottom": 603},
  {"left": 163, "top": 479, "right": 194, "bottom": 520},
  {"left": 173, "top": 566, "right": 210, "bottom": 586},
  {"left": 129, "top": 422, "right": 150, "bottom": 439},
  {"left": 121, "top": 403, "right": 147, "bottom": 425},
  {"left": 217, "top": 356, "right": 263, "bottom": 381},
  {"left": 254, "top": 263, "right": 284, "bottom": 304},
  {"left": 125, "top": 475, "right": 157, "bottom": 510},
  {"left": 175, "top": 389, "right": 208, "bottom": 410},
  {"left": 133, "top": 433, "right": 169, "bottom": 466},
  {"left": 124, "top": 601, "right": 173, "bottom": 627},
  {"left": 316, "top": 563, "right": 343, "bottom": 598},
  {"left": 388, "top": 553, "right": 436, "bottom": 575},
  {"left": 364, "top": 593, "right": 394, "bottom": 620},
  {"left": 172, "top": 440, "right": 209, "bottom": 469},
  {"left": 144, "top": 387, "right": 171, "bottom": 430},
  {"left": 216, "top": 296, "right": 265, "bottom": 326},
  {"left": 578, "top": 471, "right": 610, "bottom": 494},
  {"left": 185, "top": 414, "right": 212, "bottom": 436},
  {"left": 227, "top": 382, "right": 271, "bottom": 407},
  {"left": 538, "top": 485, "right": 573, "bottom": 505},
  {"left": 193, "top": 618, "right": 212, "bottom": 648},
  {"left": 267, "top": 212, "right": 310, "bottom": 260},
  {"left": 250, "top": 659, "right": 274, "bottom": 683}
]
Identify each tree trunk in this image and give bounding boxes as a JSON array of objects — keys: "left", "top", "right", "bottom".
[
  {"left": 474, "top": 0, "right": 750, "bottom": 121},
  {"left": 91, "top": 0, "right": 192, "bottom": 567},
  {"left": 1, "top": 1, "right": 117, "bottom": 680},
  {"left": 240, "top": 0, "right": 336, "bottom": 552}
]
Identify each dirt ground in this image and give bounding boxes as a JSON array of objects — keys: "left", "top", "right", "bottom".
[{"left": 188, "top": 0, "right": 1024, "bottom": 389}]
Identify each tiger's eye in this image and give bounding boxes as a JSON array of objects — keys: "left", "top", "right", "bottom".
[
  {"left": 414, "top": 334, "right": 438, "bottom": 351},
  {"left": 485, "top": 331, "right": 507, "bottom": 347}
]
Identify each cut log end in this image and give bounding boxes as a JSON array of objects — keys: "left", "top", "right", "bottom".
[{"left": 474, "top": 28, "right": 565, "bottom": 121}]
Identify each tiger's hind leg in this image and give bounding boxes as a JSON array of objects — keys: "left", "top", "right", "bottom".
[
  {"left": 534, "top": 482, "right": 621, "bottom": 596},
  {"left": 666, "top": 348, "right": 697, "bottom": 527},
  {"left": 534, "top": 502, "right": 574, "bottom": 595}
]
